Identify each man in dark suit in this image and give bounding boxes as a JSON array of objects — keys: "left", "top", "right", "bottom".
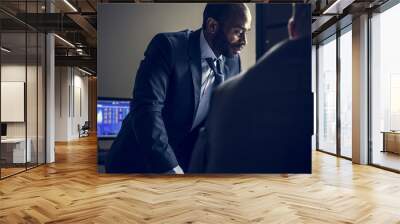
[
  {"left": 189, "top": 4, "right": 313, "bottom": 173},
  {"left": 105, "top": 3, "right": 252, "bottom": 173}
]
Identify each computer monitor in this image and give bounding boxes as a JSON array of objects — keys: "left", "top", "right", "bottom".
[
  {"left": 97, "top": 97, "right": 131, "bottom": 139},
  {"left": 1, "top": 123, "right": 7, "bottom": 137}
]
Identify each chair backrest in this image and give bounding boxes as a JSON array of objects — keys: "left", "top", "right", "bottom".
[{"left": 81, "top": 121, "right": 90, "bottom": 129}]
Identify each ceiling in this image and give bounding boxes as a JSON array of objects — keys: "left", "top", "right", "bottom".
[
  {"left": 0, "top": 0, "right": 393, "bottom": 75},
  {"left": 0, "top": 0, "right": 99, "bottom": 74}
]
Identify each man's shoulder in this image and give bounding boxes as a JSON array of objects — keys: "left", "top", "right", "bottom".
[
  {"left": 147, "top": 30, "right": 197, "bottom": 56},
  {"left": 249, "top": 37, "right": 309, "bottom": 73},
  {"left": 263, "top": 37, "right": 309, "bottom": 62},
  {"left": 155, "top": 29, "right": 193, "bottom": 44},
  {"left": 145, "top": 30, "right": 196, "bottom": 57},
  {"left": 214, "top": 72, "right": 242, "bottom": 100}
]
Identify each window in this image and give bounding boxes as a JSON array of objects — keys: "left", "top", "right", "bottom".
[
  {"left": 370, "top": 2, "right": 400, "bottom": 171},
  {"left": 339, "top": 28, "right": 352, "bottom": 158},
  {"left": 317, "top": 36, "right": 337, "bottom": 154}
]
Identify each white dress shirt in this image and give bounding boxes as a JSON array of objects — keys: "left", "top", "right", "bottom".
[{"left": 200, "top": 30, "right": 224, "bottom": 97}]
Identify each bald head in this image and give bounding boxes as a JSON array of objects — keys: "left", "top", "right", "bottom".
[{"left": 202, "top": 3, "right": 250, "bottom": 30}]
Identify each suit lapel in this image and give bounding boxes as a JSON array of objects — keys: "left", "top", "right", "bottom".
[
  {"left": 188, "top": 29, "right": 202, "bottom": 117},
  {"left": 223, "top": 56, "right": 240, "bottom": 79},
  {"left": 222, "top": 56, "right": 230, "bottom": 79}
]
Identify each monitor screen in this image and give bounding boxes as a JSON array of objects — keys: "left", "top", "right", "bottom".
[
  {"left": 1, "top": 123, "right": 7, "bottom": 137},
  {"left": 97, "top": 98, "right": 131, "bottom": 138}
]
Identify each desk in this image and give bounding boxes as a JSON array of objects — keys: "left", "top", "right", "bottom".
[
  {"left": 1, "top": 138, "right": 31, "bottom": 163},
  {"left": 382, "top": 131, "right": 400, "bottom": 154}
]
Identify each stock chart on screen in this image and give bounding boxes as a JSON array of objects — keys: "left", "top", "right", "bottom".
[{"left": 97, "top": 98, "right": 130, "bottom": 138}]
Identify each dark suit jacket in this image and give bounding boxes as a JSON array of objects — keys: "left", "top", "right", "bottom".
[
  {"left": 189, "top": 37, "right": 313, "bottom": 173},
  {"left": 105, "top": 29, "right": 241, "bottom": 173}
]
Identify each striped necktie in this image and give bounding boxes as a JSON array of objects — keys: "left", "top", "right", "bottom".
[{"left": 205, "top": 57, "right": 225, "bottom": 87}]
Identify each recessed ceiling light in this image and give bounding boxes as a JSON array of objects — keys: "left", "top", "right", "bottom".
[
  {"left": 323, "top": 0, "right": 344, "bottom": 15},
  {"left": 322, "top": 0, "right": 356, "bottom": 15},
  {"left": 78, "top": 67, "right": 93, "bottom": 76},
  {"left": 63, "top": 0, "right": 78, "bottom": 12},
  {"left": 54, "top": 34, "right": 75, "bottom": 48},
  {"left": 1, "top": 47, "right": 11, "bottom": 53}
]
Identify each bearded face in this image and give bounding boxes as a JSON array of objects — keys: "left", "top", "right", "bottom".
[{"left": 212, "top": 12, "right": 251, "bottom": 58}]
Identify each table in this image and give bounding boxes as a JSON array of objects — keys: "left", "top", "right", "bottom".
[
  {"left": 381, "top": 131, "right": 400, "bottom": 154},
  {"left": 1, "top": 138, "right": 31, "bottom": 163}
]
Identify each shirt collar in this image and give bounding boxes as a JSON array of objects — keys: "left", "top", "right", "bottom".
[{"left": 200, "top": 29, "right": 223, "bottom": 61}]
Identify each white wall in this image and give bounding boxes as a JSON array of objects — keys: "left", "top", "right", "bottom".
[
  {"left": 1, "top": 65, "right": 26, "bottom": 81},
  {"left": 98, "top": 3, "right": 256, "bottom": 98},
  {"left": 1, "top": 65, "right": 35, "bottom": 137},
  {"left": 72, "top": 73, "right": 89, "bottom": 138},
  {"left": 55, "top": 67, "right": 89, "bottom": 141},
  {"left": 1, "top": 66, "right": 26, "bottom": 133},
  {"left": 55, "top": 67, "right": 68, "bottom": 141}
]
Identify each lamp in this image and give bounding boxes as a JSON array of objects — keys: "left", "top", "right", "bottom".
[
  {"left": 1, "top": 47, "right": 11, "bottom": 53},
  {"left": 54, "top": 34, "right": 75, "bottom": 48},
  {"left": 78, "top": 67, "right": 93, "bottom": 76},
  {"left": 63, "top": 0, "right": 78, "bottom": 12}
]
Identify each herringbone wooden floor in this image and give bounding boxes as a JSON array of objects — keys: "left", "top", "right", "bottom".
[{"left": 1, "top": 136, "right": 400, "bottom": 223}]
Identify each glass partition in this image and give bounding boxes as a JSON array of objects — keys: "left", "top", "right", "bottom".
[
  {"left": 27, "top": 30, "right": 38, "bottom": 169},
  {"left": 312, "top": 45, "right": 317, "bottom": 150},
  {"left": 38, "top": 32, "right": 45, "bottom": 165},
  {"left": 370, "top": 3, "right": 400, "bottom": 171},
  {"left": 0, "top": 1, "right": 46, "bottom": 179},
  {"left": 339, "top": 27, "right": 352, "bottom": 158},
  {"left": 317, "top": 35, "right": 337, "bottom": 154},
  {"left": 1, "top": 30, "right": 28, "bottom": 177}
]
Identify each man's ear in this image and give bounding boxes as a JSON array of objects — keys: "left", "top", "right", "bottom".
[
  {"left": 205, "top": 18, "right": 219, "bottom": 34},
  {"left": 287, "top": 17, "right": 297, "bottom": 40}
]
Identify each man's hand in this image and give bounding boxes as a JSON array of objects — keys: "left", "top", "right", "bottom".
[
  {"left": 164, "top": 165, "right": 184, "bottom": 174},
  {"left": 173, "top": 165, "right": 184, "bottom": 174}
]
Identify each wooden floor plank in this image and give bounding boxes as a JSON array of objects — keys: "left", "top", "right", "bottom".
[{"left": 0, "top": 135, "right": 400, "bottom": 223}]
